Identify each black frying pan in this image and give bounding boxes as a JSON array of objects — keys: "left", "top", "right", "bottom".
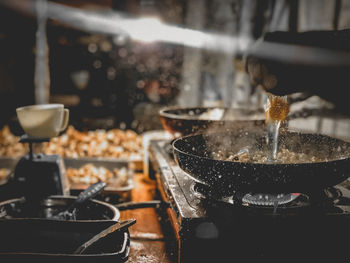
[{"left": 173, "top": 129, "right": 350, "bottom": 194}]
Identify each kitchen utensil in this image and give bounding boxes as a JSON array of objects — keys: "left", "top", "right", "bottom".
[
  {"left": 173, "top": 129, "right": 350, "bottom": 194},
  {"left": 51, "top": 182, "right": 106, "bottom": 220},
  {"left": 0, "top": 135, "right": 70, "bottom": 202},
  {"left": 74, "top": 219, "right": 136, "bottom": 254}
]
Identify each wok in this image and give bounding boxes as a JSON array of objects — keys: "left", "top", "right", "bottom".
[
  {"left": 159, "top": 106, "right": 265, "bottom": 137},
  {"left": 173, "top": 129, "right": 350, "bottom": 194}
]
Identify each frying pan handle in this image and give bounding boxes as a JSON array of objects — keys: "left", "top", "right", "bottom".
[
  {"left": 75, "top": 182, "right": 106, "bottom": 204},
  {"left": 114, "top": 200, "right": 169, "bottom": 211},
  {"left": 73, "top": 219, "right": 136, "bottom": 254}
]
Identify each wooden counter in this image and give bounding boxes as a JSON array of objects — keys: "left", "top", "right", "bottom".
[{"left": 119, "top": 172, "right": 177, "bottom": 263}]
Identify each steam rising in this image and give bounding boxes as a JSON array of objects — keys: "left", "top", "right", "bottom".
[{"left": 200, "top": 128, "right": 350, "bottom": 164}]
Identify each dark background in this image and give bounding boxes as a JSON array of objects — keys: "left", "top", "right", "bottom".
[{"left": 0, "top": 0, "right": 185, "bottom": 134}]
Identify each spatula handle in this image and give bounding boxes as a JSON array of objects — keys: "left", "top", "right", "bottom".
[{"left": 75, "top": 182, "right": 106, "bottom": 204}]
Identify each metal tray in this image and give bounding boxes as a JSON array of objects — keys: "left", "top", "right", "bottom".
[
  {"left": 0, "top": 157, "right": 18, "bottom": 185},
  {"left": 63, "top": 157, "right": 134, "bottom": 194},
  {"left": 0, "top": 157, "right": 18, "bottom": 167},
  {"left": 0, "top": 157, "right": 134, "bottom": 194}
]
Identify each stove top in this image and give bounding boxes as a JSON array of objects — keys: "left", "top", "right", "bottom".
[{"left": 149, "top": 139, "right": 350, "bottom": 262}]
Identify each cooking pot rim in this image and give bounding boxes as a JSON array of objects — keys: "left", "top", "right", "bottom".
[
  {"left": 0, "top": 196, "right": 120, "bottom": 222},
  {"left": 159, "top": 106, "right": 264, "bottom": 121},
  {"left": 172, "top": 131, "right": 350, "bottom": 166}
]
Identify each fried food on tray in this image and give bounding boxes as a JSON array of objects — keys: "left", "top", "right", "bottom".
[
  {"left": 0, "top": 168, "right": 11, "bottom": 181},
  {"left": 0, "top": 126, "right": 28, "bottom": 157},
  {"left": 0, "top": 125, "right": 143, "bottom": 160},
  {"left": 66, "top": 163, "right": 130, "bottom": 187},
  {"left": 42, "top": 126, "right": 143, "bottom": 160}
]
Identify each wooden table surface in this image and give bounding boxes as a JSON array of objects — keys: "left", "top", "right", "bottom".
[{"left": 119, "top": 172, "right": 177, "bottom": 263}]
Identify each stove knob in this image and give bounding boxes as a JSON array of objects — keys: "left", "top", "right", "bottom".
[{"left": 195, "top": 222, "right": 219, "bottom": 239}]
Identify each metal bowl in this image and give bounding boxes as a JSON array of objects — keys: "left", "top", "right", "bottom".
[{"left": 159, "top": 106, "right": 265, "bottom": 137}]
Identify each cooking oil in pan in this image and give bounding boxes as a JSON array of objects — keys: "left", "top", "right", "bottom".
[
  {"left": 265, "top": 95, "right": 290, "bottom": 161},
  {"left": 265, "top": 95, "right": 290, "bottom": 123}
]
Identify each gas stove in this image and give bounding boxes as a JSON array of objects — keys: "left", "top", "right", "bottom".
[{"left": 148, "top": 139, "right": 350, "bottom": 262}]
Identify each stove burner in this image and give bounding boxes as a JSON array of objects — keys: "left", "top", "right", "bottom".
[
  {"left": 240, "top": 192, "right": 314, "bottom": 214},
  {"left": 190, "top": 182, "right": 312, "bottom": 209},
  {"left": 150, "top": 139, "right": 350, "bottom": 262},
  {"left": 242, "top": 193, "right": 301, "bottom": 206}
]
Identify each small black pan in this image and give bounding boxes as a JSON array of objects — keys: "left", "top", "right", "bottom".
[{"left": 173, "top": 129, "right": 350, "bottom": 194}]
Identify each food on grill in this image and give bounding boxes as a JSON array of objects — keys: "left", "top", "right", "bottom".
[
  {"left": 66, "top": 163, "right": 130, "bottom": 187},
  {"left": 42, "top": 126, "right": 143, "bottom": 160},
  {"left": 214, "top": 147, "right": 323, "bottom": 164},
  {"left": 0, "top": 126, "right": 28, "bottom": 157}
]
